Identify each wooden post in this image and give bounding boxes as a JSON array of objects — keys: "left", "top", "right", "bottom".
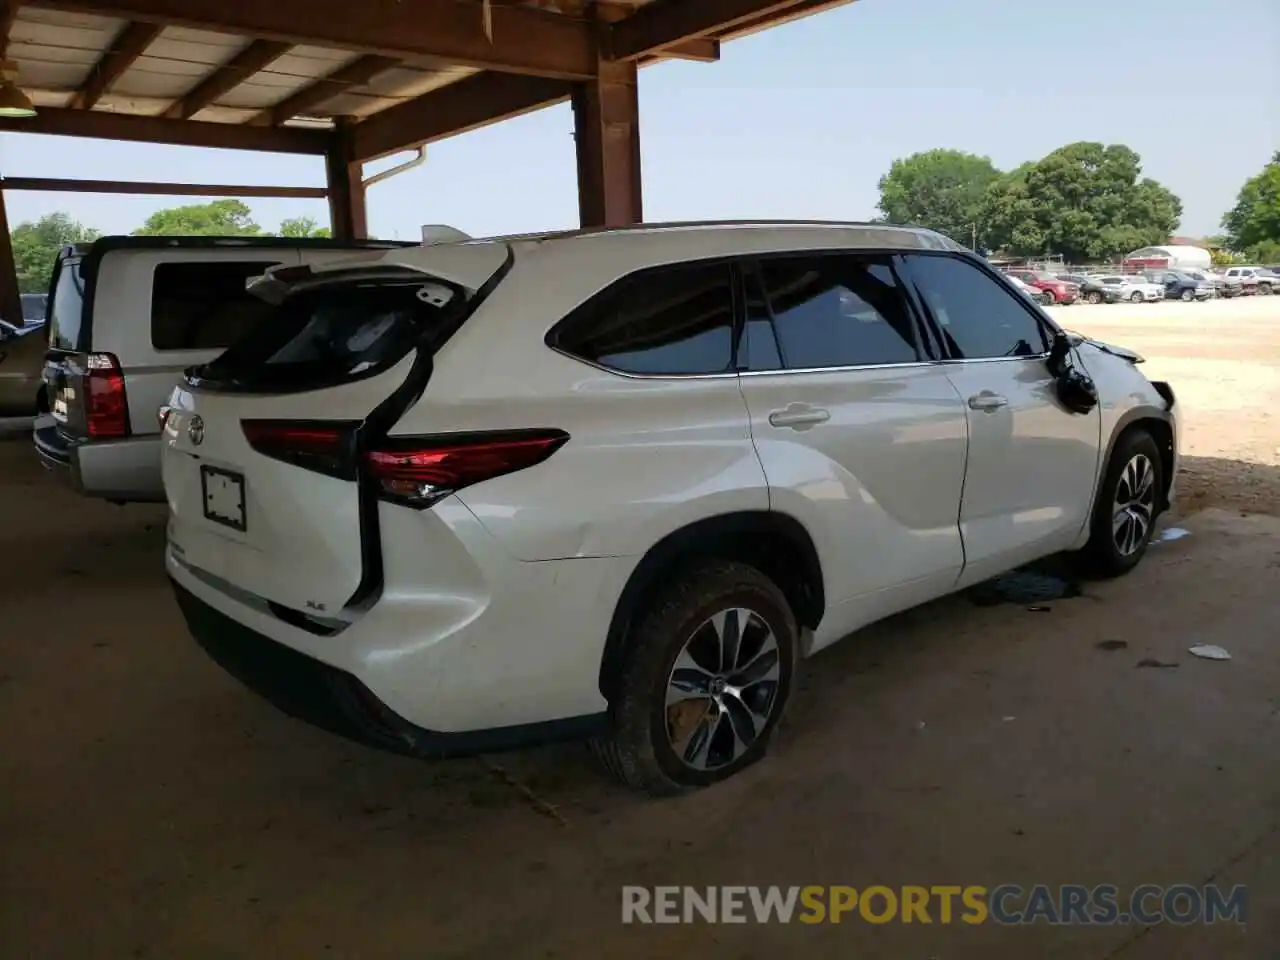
[
  {"left": 0, "top": 185, "right": 22, "bottom": 323},
  {"left": 326, "top": 118, "right": 368, "bottom": 239},
  {"left": 573, "top": 6, "right": 642, "bottom": 227}
]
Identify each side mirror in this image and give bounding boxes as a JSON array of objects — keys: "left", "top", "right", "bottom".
[{"left": 1046, "top": 331, "right": 1071, "bottom": 377}]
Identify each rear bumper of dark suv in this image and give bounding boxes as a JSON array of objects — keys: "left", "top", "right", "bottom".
[{"left": 171, "top": 580, "right": 607, "bottom": 758}]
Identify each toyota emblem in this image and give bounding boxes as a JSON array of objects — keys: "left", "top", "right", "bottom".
[{"left": 188, "top": 414, "right": 205, "bottom": 446}]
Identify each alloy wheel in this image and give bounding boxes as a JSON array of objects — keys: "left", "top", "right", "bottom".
[
  {"left": 1112, "top": 453, "right": 1156, "bottom": 557},
  {"left": 664, "top": 607, "right": 782, "bottom": 772}
]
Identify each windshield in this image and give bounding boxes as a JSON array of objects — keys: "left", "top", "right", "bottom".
[
  {"left": 47, "top": 258, "right": 86, "bottom": 351},
  {"left": 193, "top": 272, "right": 466, "bottom": 394}
]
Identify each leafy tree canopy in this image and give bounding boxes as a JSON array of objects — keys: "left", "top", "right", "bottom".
[
  {"left": 10, "top": 212, "right": 100, "bottom": 293},
  {"left": 876, "top": 149, "right": 1000, "bottom": 248},
  {"left": 981, "top": 143, "right": 1181, "bottom": 262},
  {"left": 1222, "top": 151, "right": 1280, "bottom": 258},
  {"left": 279, "top": 215, "right": 331, "bottom": 239},
  {"left": 132, "top": 198, "right": 262, "bottom": 237}
]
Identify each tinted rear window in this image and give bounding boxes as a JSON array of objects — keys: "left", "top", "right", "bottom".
[
  {"left": 194, "top": 274, "right": 463, "bottom": 393},
  {"left": 151, "top": 261, "right": 282, "bottom": 351},
  {"left": 21, "top": 293, "right": 47, "bottom": 323},
  {"left": 47, "top": 259, "right": 86, "bottom": 351}
]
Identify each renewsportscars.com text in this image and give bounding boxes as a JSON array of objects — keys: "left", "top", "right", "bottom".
[{"left": 621, "top": 884, "right": 1248, "bottom": 925}]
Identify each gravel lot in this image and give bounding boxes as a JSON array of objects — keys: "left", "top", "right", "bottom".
[{"left": 1, "top": 296, "right": 1277, "bottom": 959}]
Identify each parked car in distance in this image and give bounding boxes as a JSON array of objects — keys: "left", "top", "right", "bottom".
[
  {"left": 1006, "top": 274, "right": 1049, "bottom": 304},
  {"left": 162, "top": 220, "right": 1179, "bottom": 795},
  {"left": 1148, "top": 270, "right": 1214, "bottom": 301},
  {"left": 1184, "top": 269, "right": 1237, "bottom": 298},
  {"left": 1096, "top": 275, "right": 1164, "bottom": 303},
  {"left": 35, "top": 235, "right": 416, "bottom": 504},
  {"left": 0, "top": 319, "right": 47, "bottom": 416},
  {"left": 1060, "top": 273, "right": 1109, "bottom": 305},
  {"left": 1004, "top": 269, "right": 1079, "bottom": 305},
  {"left": 1222, "top": 266, "right": 1272, "bottom": 295}
]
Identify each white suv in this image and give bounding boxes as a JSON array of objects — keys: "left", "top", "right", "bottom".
[{"left": 162, "top": 222, "right": 1178, "bottom": 795}]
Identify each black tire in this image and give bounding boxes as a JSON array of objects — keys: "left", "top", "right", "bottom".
[
  {"left": 1180, "top": 288, "right": 1193, "bottom": 301},
  {"left": 1041, "top": 288, "right": 1056, "bottom": 305},
  {"left": 1260, "top": 283, "right": 1273, "bottom": 296},
  {"left": 1130, "top": 291, "right": 1143, "bottom": 303},
  {"left": 1087, "top": 291, "right": 1103, "bottom": 305},
  {"left": 591, "top": 561, "right": 798, "bottom": 796},
  {"left": 1076, "top": 429, "right": 1164, "bottom": 579}
]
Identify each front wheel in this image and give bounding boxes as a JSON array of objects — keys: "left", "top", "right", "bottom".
[
  {"left": 1130, "top": 291, "right": 1144, "bottom": 303},
  {"left": 1041, "top": 289, "right": 1056, "bottom": 305},
  {"left": 1180, "top": 288, "right": 1193, "bottom": 301},
  {"left": 592, "top": 561, "right": 798, "bottom": 796},
  {"left": 1087, "top": 291, "right": 1104, "bottom": 305},
  {"left": 1260, "top": 283, "right": 1273, "bottom": 296},
  {"left": 1076, "top": 429, "right": 1164, "bottom": 579}
]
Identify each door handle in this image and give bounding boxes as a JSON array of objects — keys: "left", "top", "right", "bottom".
[
  {"left": 768, "top": 403, "right": 830, "bottom": 430},
  {"left": 968, "top": 392, "right": 1008, "bottom": 412}
]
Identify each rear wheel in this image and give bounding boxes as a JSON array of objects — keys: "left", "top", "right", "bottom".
[
  {"left": 1180, "top": 288, "right": 1193, "bottom": 301},
  {"left": 1076, "top": 429, "right": 1163, "bottom": 579},
  {"left": 592, "top": 561, "right": 798, "bottom": 796}
]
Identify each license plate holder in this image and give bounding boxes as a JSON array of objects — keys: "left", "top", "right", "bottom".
[{"left": 200, "top": 465, "right": 247, "bottom": 532}]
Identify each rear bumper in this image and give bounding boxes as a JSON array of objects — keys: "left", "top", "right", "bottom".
[
  {"left": 34, "top": 423, "right": 164, "bottom": 502},
  {"left": 167, "top": 498, "right": 630, "bottom": 745},
  {"left": 171, "top": 579, "right": 607, "bottom": 758}
]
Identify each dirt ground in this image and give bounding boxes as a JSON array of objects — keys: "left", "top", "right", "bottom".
[{"left": 2, "top": 298, "right": 1279, "bottom": 959}]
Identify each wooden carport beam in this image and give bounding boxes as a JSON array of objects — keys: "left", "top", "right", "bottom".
[
  {"left": 608, "top": 0, "right": 841, "bottom": 60},
  {"left": 29, "top": 0, "right": 597, "bottom": 80},
  {"left": 69, "top": 20, "right": 161, "bottom": 110},
  {"left": 250, "top": 54, "right": 399, "bottom": 127},
  {"left": 352, "top": 72, "right": 572, "bottom": 163},
  {"left": 0, "top": 106, "right": 329, "bottom": 153},
  {"left": 162, "top": 39, "right": 291, "bottom": 119}
]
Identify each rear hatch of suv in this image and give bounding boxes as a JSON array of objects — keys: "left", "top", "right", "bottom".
[{"left": 163, "top": 244, "right": 514, "bottom": 620}]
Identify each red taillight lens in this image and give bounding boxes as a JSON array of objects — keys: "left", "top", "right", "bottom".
[
  {"left": 242, "top": 420, "right": 358, "bottom": 479},
  {"left": 85, "top": 353, "right": 129, "bottom": 439},
  {"left": 365, "top": 429, "right": 569, "bottom": 508}
]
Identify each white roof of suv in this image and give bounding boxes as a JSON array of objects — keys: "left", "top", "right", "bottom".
[{"left": 298, "top": 220, "right": 970, "bottom": 287}]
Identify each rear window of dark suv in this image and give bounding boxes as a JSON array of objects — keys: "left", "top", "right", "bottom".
[
  {"left": 191, "top": 270, "right": 467, "bottom": 394},
  {"left": 47, "top": 257, "right": 86, "bottom": 351}
]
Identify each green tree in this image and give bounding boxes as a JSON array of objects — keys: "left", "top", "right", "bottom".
[
  {"left": 1222, "top": 152, "right": 1280, "bottom": 254},
  {"left": 133, "top": 199, "right": 261, "bottom": 237},
  {"left": 10, "top": 212, "right": 100, "bottom": 293},
  {"left": 982, "top": 143, "right": 1182, "bottom": 262},
  {"left": 279, "top": 215, "right": 331, "bottom": 238},
  {"left": 876, "top": 149, "right": 1001, "bottom": 248}
]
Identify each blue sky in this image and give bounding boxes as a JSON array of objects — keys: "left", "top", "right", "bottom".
[{"left": 0, "top": 0, "right": 1275, "bottom": 240}]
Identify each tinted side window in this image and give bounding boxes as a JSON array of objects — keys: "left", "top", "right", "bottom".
[
  {"left": 750, "top": 255, "right": 919, "bottom": 369},
  {"left": 151, "top": 261, "right": 282, "bottom": 351},
  {"left": 552, "top": 262, "right": 734, "bottom": 375},
  {"left": 905, "top": 254, "right": 1048, "bottom": 360}
]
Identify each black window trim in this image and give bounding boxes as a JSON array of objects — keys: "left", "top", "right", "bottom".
[
  {"left": 543, "top": 256, "right": 742, "bottom": 380},
  {"left": 544, "top": 247, "right": 950, "bottom": 381},
  {"left": 896, "top": 250, "right": 1063, "bottom": 363}
]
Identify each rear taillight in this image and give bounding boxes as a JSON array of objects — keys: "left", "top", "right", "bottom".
[
  {"left": 241, "top": 421, "right": 568, "bottom": 508},
  {"left": 242, "top": 420, "right": 358, "bottom": 479},
  {"left": 365, "top": 429, "right": 569, "bottom": 509},
  {"left": 85, "top": 353, "right": 129, "bottom": 439}
]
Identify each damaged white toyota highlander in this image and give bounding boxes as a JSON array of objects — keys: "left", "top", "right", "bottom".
[{"left": 162, "top": 221, "right": 1177, "bottom": 796}]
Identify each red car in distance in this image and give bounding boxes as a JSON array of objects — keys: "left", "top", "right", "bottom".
[{"left": 1003, "top": 269, "right": 1079, "bottom": 305}]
